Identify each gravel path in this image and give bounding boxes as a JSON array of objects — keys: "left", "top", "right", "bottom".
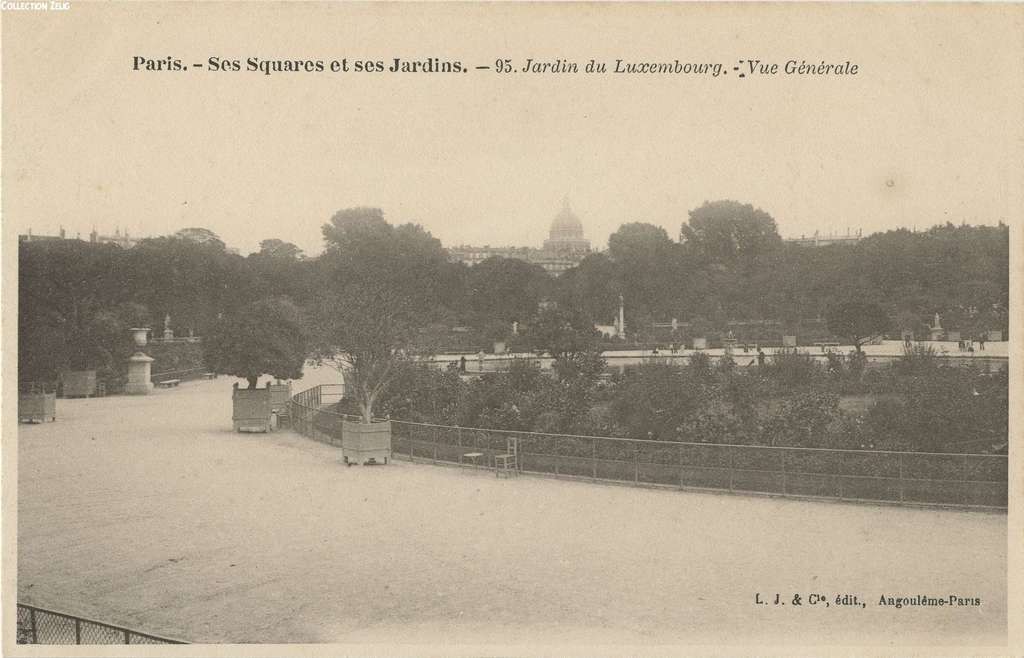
[{"left": 17, "top": 369, "right": 1006, "bottom": 646}]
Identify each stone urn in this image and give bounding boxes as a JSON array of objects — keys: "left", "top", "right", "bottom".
[
  {"left": 126, "top": 327, "right": 154, "bottom": 395},
  {"left": 130, "top": 327, "right": 150, "bottom": 348}
]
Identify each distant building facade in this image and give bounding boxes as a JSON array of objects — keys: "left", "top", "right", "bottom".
[
  {"left": 786, "top": 229, "right": 862, "bottom": 247},
  {"left": 19, "top": 226, "right": 141, "bottom": 248},
  {"left": 448, "top": 198, "right": 592, "bottom": 275}
]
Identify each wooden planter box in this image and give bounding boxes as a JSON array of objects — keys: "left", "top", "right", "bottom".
[
  {"left": 19, "top": 392, "right": 56, "bottom": 423},
  {"left": 341, "top": 420, "right": 392, "bottom": 465},
  {"left": 61, "top": 370, "right": 96, "bottom": 398},
  {"left": 233, "top": 383, "right": 272, "bottom": 433},
  {"left": 269, "top": 382, "right": 292, "bottom": 414}
]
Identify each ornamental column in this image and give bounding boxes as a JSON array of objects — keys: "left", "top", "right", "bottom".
[{"left": 125, "top": 327, "right": 155, "bottom": 395}]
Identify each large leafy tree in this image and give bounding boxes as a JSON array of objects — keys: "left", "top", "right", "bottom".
[
  {"left": 18, "top": 240, "right": 132, "bottom": 382},
  {"left": 605, "top": 223, "right": 682, "bottom": 327},
  {"left": 526, "top": 305, "right": 605, "bottom": 381},
  {"left": 680, "top": 200, "right": 782, "bottom": 267},
  {"left": 203, "top": 297, "right": 307, "bottom": 388},
  {"left": 314, "top": 207, "right": 452, "bottom": 422},
  {"left": 465, "top": 256, "right": 550, "bottom": 326}
]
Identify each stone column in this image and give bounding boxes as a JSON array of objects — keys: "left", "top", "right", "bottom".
[{"left": 126, "top": 327, "right": 154, "bottom": 395}]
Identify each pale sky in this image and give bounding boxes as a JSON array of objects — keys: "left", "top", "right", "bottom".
[{"left": 3, "top": 3, "right": 1022, "bottom": 256}]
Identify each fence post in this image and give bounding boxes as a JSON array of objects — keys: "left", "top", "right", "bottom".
[
  {"left": 837, "top": 452, "right": 844, "bottom": 500},
  {"left": 781, "top": 449, "right": 787, "bottom": 495},
  {"left": 554, "top": 436, "right": 560, "bottom": 477},
  {"left": 962, "top": 453, "right": 969, "bottom": 506},
  {"left": 125, "top": 629, "right": 130, "bottom": 644},
  {"left": 592, "top": 438, "right": 597, "bottom": 481},
  {"left": 898, "top": 453, "right": 905, "bottom": 503},
  {"left": 679, "top": 443, "right": 684, "bottom": 490},
  {"left": 634, "top": 444, "right": 640, "bottom": 484},
  {"left": 29, "top": 608, "right": 37, "bottom": 643},
  {"left": 728, "top": 447, "right": 735, "bottom": 492}
]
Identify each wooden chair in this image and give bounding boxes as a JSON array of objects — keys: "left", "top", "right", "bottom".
[{"left": 494, "top": 437, "right": 519, "bottom": 478}]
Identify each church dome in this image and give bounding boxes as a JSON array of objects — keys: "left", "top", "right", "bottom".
[{"left": 544, "top": 197, "right": 590, "bottom": 253}]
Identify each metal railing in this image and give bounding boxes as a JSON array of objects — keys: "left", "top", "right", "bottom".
[
  {"left": 424, "top": 351, "right": 1008, "bottom": 374},
  {"left": 289, "top": 385, "right": 1007, "bottom": 510},
  {"left": 16, "top": 604, "right": 186, "bottom": 645},
  {"left": 150, "top": 366, "right": 207, "bottom": 383}
]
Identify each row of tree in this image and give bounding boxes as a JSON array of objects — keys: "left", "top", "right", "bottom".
[{"left": 19, "top": 202, "right": 1008, "bottom": 424}]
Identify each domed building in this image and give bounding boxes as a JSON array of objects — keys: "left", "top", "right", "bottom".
[
  {"left": 543, "top": 197, "right": 591, "bottom": 254},
  {"left": 447, "top": 197, "right": 592, "bottom": 275}
]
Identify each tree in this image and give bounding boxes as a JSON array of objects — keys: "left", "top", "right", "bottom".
[
  {"left": 465, "top": 256, "right": 550, "bottom": 326},
  {"left": 605, "top": 223, "right": 682, "bottom": 323},
  {"left": 556, "top": 252, "right": 621, "bottom": 324},
  {"left": 526, "top": 305, "right": 605, "bottom": 381},
  {"left": 257, "top": 238, "right": 304, "bottom": 260},
  {"left": 203, "top": 297, "right": 307, "bottom": 388},
  {"left": 680, "top": 200, "right": 782, "bottom": 266},
  {"left": 314, "top": 207, "right": 452, "bottom": 423},
  {"left": 826, "top": 300, "right": 891, "bottom": 352},
  {"left": 18, "top": 240, "right": 133, "bottom": 382},
  {"left": 173, "top": 227, "right": 227, "bottom": 251}
]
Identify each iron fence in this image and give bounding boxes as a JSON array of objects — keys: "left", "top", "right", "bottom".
[
  {"left": 150, "top": 366, "right": 207, "bottom": 383},
  {"left": 16, "top": 604, "right": 186, "bottom": 645},
  {"left": 289, "top": 385, "right": 1007, "bottom": 510}
]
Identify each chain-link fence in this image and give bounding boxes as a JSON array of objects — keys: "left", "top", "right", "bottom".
[
  {"left": 16, "top": 604, "right": 186, "bottom": 645},
  {"left": 289, "top": 385, "right": 1007, "bottom": 510}
]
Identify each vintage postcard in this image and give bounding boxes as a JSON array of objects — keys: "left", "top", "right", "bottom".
[{"left": 2, "top": 2, "right": 1021, "bottom": 656}]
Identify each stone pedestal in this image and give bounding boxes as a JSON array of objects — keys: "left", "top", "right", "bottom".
[
  {"left": 126, "top": 352, "right": 154, "bottom": 394},
  {"left": 126, "top": 327, "right": 154, "bottom": 395}
]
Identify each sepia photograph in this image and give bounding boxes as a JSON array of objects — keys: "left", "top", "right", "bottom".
[{"left": 2, "top": 2, "right": 1021, "bottom": 656}]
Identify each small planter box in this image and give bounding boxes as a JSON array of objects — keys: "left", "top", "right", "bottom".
[
  {"left": 61, "top": 370, "right": 96, "bottom": 398},
  {"left": 269, "top": 382, "right": 292, "bottom": 414},
  {"left": 341, "top": 420, "right": 392, "bottom": 465},
  {"left": 233, "top": 383, "right": 272, "bottom": 433},
  {"left": 19, "top": 392, "right": 56, "bottom": 423}
]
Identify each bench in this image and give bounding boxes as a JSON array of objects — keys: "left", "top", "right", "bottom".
[
  {"left": 156, "top": 379, "right": 181, "bottom": 388},
  {"left": 202, "top": 372, "right": 217, "bottom": 380}
]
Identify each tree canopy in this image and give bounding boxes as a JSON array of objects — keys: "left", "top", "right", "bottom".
[{"left": 203, "top": 297, "right": 308, "bottom": 388}]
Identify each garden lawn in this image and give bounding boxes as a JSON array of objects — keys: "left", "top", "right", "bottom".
[{"left": 16, "top": 369, "right": 1006, "bottom": 646}]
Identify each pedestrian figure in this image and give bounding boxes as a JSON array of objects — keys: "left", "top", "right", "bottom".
[
  {"left": 979, "top": 338, "right": 985, "bottom": 351},
  {"left": 757, "top": 348, "right": 766, "bottom": 367},
  {"left": 477, "top": 350, "right": 485, "bottom": 371},
  {"left": 459, "top": 355, "right": 467, "bottom": 373}
]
